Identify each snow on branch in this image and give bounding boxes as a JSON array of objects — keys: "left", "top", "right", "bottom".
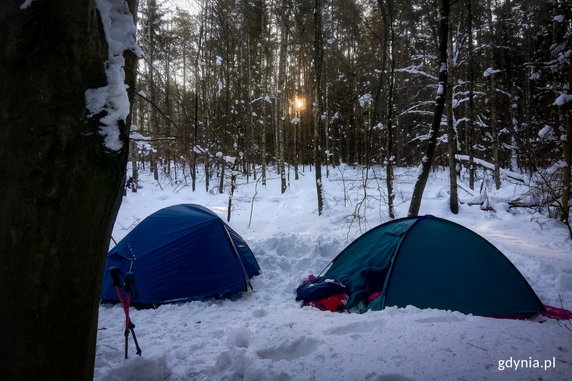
[
  {"left": 19, "top": 0, "right": 38, "bottom": 9},
  {"left": 395, "top": 66, "right": 438, "bottom": 81},
  {"left": 85, "top": 0, "right": 142, "bottom": 151},
  {"left": 454, "top": 117, "right": 469, "bottom": 128},
  {"left": 455, "top": 154, "right": 524, "bottom": 182},
  {"left": 399, "top": 101, "right": 435, "bottom": 117},
  {"left": 554, "top": 92, "right": 572, "bottom": 107},
  {"left": 358, "top": 93, "right": 373, "bottom": 107},
  {"left": 538, "top": 125, "right": 557, "bottom": 140},
  {"left": 483, "top": 67, "right": 501, "bottom": 77}
]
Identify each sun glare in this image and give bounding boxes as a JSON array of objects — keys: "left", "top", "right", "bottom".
[{"left": 294, "top": 96, "right": 305, "bottom": 110}]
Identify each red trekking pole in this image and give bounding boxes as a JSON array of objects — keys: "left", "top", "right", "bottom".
[{"left": 109, "top": 267, "right": 142, "bottom": 359}]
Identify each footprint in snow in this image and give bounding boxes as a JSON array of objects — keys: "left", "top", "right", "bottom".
[
  {"left": 252, "top": 308, "right": 267, "bottom": 318},
  {"left": 256, "top": 337, "right": 320, "bottom": 361},
  {"left": 226, "top": 326, "right": 252, "bottom": 348}
]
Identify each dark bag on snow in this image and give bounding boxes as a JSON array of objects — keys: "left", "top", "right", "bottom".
[{"left": 296, "top": 276, "right": 346, "bottom": 302}]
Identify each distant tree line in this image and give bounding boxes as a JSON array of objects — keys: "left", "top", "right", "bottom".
[{"left": 132, "top": 0, "right": 571, "bottom": 233}]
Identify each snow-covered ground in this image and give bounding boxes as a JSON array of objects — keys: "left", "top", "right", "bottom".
[{"left": 95, "top": 165, "right": 572, "bottom": 380}]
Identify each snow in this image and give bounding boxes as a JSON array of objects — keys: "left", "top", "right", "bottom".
[
  {"left": 455, "top": 154, "right": 525, "bottom": 181},
  {"left": 86, "top": 0, "right": 142, "bottom": 151},
  {"left": 395, "top": 67, "right": 438, "bottom": 81},
  {"left": 483, "top": 67, "right": 502, "bottom": 77},
  {"left": 216, "top": 56, "right": 223, "bottom": 66},
  {"left": 19, "top": 0, "right": 37, "bottom": 9},
  {"left": 96, "top": 165, "right": 572, "bottom": 381},
  {"left": 358, "top": 93, "right": 373, "bottom": 107},
  {"left": 538, "top": 125, "right": 556, "bottom": 140},
  {"left": 553, "top": 15, "right": 565, "bottom": 23},
  {"left": 554, "top": 93, "right": 572, "bottom": 106}
]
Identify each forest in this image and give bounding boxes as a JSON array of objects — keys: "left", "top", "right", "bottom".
[
  {"left": 131, "top": 0, "right": 571, "bottom": 234},
  {"left": 1, "top": 1, "right": 571, "bottom": 380}
]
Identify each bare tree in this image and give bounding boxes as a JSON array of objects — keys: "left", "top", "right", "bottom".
[
  {"left": 313, "top": 0, "right": 325, "bottom": 215},
  {"left": 447, "top": 4, "right": 459, "bottom": 214},
  {"left": 276, "top": 2, "right": 289, "bottom": 194},
  {"left": 465, "top": 0, "right": 476, "bottom": 189},
  {"left": 408, "top": 0, "right": 450, "bottom": 216},
  {"left": 487, "top": 0, "right": 501, "bottom": 190},
  {"left": 377, "top": 0, "right": 397, "bottom": 219}
]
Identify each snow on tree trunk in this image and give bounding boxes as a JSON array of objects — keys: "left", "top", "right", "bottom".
[{"left": 0, "top": 0, "right": 138, "bottom": 379}]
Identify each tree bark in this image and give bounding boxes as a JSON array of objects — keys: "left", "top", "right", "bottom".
[
  {"left": 465, "top": 0, "right": 476, "bottom": 189},
  {"left": 276, "top": 5, "right": 288, "bottom": 194},
  {"left": 0, "top": 0, "right": 137, "bottom": 379},
  {"left": 488, "top": 0, "right": 501, "bottom": 190},
  {"left": 446, "top": 13, "right": 459, "bottom": 214},
  {"left": 377, "top": 0, "right": 396, "bottom": 219},
  {"left": 192, "top": 21, "right": 204, "bottom": 192},
  {"left": 561, "top": 37, "right": 572, "bottom": 238},
  {"left": 408, "top": 0, "right": 450, "bottom": 217},
  {"left": 313, "top": 0, "right": 325, "bottom": 215}
]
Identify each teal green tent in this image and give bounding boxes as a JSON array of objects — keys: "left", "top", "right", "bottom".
[{"left": 321, "top": 215, "right": 545, "bottom": 317}]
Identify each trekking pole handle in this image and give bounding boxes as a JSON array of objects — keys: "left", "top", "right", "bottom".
[
  {"left": 108, "top": 267, "right": 124, "bottom": 288},
  {"left": 124, "top": 272, "right": 134, "bottom": 293}
]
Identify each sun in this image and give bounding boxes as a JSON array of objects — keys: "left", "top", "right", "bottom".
[{"left": 294, "top": 96, "right": 305, "bottom": 110}]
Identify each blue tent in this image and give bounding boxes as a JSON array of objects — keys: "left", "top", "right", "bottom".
[{"left": 101, "top": 204, "right": 260, "bottom": 305}]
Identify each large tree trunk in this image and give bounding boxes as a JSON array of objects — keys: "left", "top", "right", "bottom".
[
  {"left": 276, "top": 7, "right": 288, "bottom": 194},
  {"left": 377, "top": 0, "right": 396, "bottom": 219},
  {"left": 487, "top": 0, "right": 501, "bottom": 190},
  {"left": 0, "top": 1, "right": 137, "bottom": 379},
  {"left": 465, "top": 0, "right": 476, "bottom": 189},
  {"left": 563, "top": 111, "right": 572, "bottom": 238},
  {"left": 192, "top": 21, "right": 204, "bottom": 192},
  {"left": 446, "top": 15, "right": 459, "bottom": 214},
  {"left": 561, "top": 37, "right": 572, "bottom": 238},
  {"left": 408, "top": 0, "right": 450, "bottom": 217}
]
